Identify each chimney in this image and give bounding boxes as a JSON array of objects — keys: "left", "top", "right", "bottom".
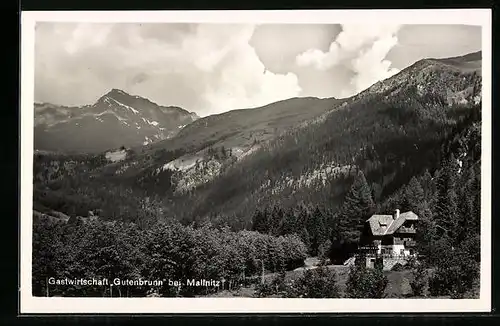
[{"left": 395, "top": 209, "right": 400, "bottom": 220}]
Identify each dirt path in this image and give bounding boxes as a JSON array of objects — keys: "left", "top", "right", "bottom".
[{"left": 292, "top": 256, "right": 320, "bottom": 272}]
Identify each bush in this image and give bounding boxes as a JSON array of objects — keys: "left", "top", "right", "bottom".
[
  {"left": 428, "top": 260, "right": 479, "bottom": 298},
  {"left": 406, "top": 256, "right": 418, "bottom": 269},
  {"left": 293, "top": 267, "right": 339, "bottom": 298},
  {"left": 427, "top": 240, "right": 480, "bottom": 298},
  {"left": 256, "top": 266, "right": 339, "bottom": 298},
  {"left": 255, "top": 270, "right": 288, "bottom": 297},
  {"left": 346, "top": 263, "right": 388, "bottom": 298},
  {"left": 410, "top": 262, "right": 427, "bottom": 297},
  {"left": 429, "top": 235, "right": 480, "bottom": 298}
]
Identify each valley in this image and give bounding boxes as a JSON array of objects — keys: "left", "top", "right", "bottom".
[{"left": 32, "top": 51, "right": 482, "bottom": 299}]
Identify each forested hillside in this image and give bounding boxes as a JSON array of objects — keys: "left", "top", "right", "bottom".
[
  {"left": 33, "top": 217, "right": 308, "bottom": 297},
  {"left": 170, "top": 52, "right": 482, "bottom": 226},
  {"left": 32, "top": 51, "right": 483, "bottom": 298}
]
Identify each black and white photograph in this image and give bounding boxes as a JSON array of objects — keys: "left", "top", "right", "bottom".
[{"left": 20, "top": 10, "right": 492, "bottom": 313}]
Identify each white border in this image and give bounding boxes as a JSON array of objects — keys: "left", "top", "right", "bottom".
[{"left": 20, "top": 9, "right": 492, "bottom": 314}]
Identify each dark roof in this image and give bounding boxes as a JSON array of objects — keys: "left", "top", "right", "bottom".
[
  {"left": 367, "top": 214, "right": 393, "bottom": 236},
  {"left": 366, "top": 211, "right": 419, "bottom": 236},
  {"left": 386, "top": 211, "right": 418, "bottom": 234}
]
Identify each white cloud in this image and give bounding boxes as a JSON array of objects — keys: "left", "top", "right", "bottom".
[
  {"left": 349, "top": 35, "right": 400, "bottom": 94},
  {"left": 296, "top": 24, "right": 401, "bottom": 96},
  {"left": 35, "top": 23, "right": 301, "bottom": 116},
  {"left": 199, "top": 25, "right": 301, "bottom": 111}
]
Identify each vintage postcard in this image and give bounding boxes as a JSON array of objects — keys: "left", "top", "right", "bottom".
[{"left": 20, "top": 9, "right": 492, "bottom": 313}]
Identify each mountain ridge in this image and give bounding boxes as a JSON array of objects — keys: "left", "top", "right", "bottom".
[
  {"left": 33, "top": 50, "right": 482, "bottom": 228},
  {"left": 31, "top": 50, "right": 483, "bottom": 300}
]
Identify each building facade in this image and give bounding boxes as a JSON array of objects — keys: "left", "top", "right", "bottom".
[{"left": 360, "top": 209, "right": 419, "bottom": 257}]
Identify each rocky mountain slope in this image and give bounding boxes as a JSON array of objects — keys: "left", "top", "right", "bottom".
[
  {"left": 138, "top": 96, "right": 342, "bottom": 192},
  {"left": 34, "top": 89, "right": 199, "bottom": 153}
]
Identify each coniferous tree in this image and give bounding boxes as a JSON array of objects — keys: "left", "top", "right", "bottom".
[
  {"left": 252, "top": 209, "right": 268, "bottom": 234},
  {"left": 281, "top": 208, "right": 297, "bottom": 235},
  {"left": 269, "top": 206, "right": 285, "bottom": 236},
  {"left": 337, "top": 170, "right": 376, "bottom": 244},
  {"left": 307, "top": 206, "right": 327, "bottom": 256},
  {"left": 458, "top": 166, "right": 480, "bottom": 237},
  {"left": 420, "top": 169, "right": 436, "bottom": 203},
  {"left": 399, "top": 193, "right": 412, "bottom": 213},
  {"left": 434, "top": 156, "right": 459, "bottom": 243},
  {"left": 404, "top": 177, "right": 425, "bottom": 212},
  {"left": 299, "top": 227, "right": 311, "bottom": 255}
]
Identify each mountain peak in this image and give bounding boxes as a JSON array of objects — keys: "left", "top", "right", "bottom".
[
  {"left": 353, "top": 50, "right": 482, "bottom": 102},
  {"left": 105, "top": 88, "right": 132, "bottom": 98},
  {"left": 429, "top": 50, "right": 481, "bottom": 64}
]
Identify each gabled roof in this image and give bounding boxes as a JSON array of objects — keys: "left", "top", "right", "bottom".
[
  {"left": 366, "top": 214, "right": 393, "bottom": 236},
  {"left": 386, "top": 211, "right": 418, "bottom": 234},
  {"left": 366, "top": 211, "right": 419, "bottom": 236}
]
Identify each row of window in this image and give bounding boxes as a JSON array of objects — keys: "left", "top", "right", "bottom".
[{"left": 394, "top": 237, "right": 413, "bottom": 241}]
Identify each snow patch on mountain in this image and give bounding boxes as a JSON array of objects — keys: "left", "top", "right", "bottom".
[
  {"left": 161, "top": 156, "right": 199, "bottom": 172},
  {"left": 93, "top": 110, "right": 129, "bottom": 124},
  {"left": 102, "top": 97, "right": 113, "bottom": 107},
  {"left": 107, "top": 96, "right": 140, "bottom": 114},
  {"left": 105, "top": 149, "right": 127, "bottom": 162},
  {"left": 141, "top": 118, "right": 160, "bottom": 127},
  {"left": 235, "top": 145, "right": 261, "bottom": 161}
]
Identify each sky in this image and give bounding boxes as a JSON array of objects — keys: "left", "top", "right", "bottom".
[{"left": 35, "top": 23, "right": 481, "bottom": 117}]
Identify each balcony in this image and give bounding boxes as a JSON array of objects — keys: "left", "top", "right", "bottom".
[
  {"left": 358, "top": 253, "right": 417, "bottom": 259},
  {"left": 398, "top": 226, "right": 416, "bottom": 234}
]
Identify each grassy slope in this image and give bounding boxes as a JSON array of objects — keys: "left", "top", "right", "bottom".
[
  {"left": 146, "top": 97, "right": 341, "bottom": 154},
  {"left": 204, "top": 264, "right": 480, "bottom": 298}
]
